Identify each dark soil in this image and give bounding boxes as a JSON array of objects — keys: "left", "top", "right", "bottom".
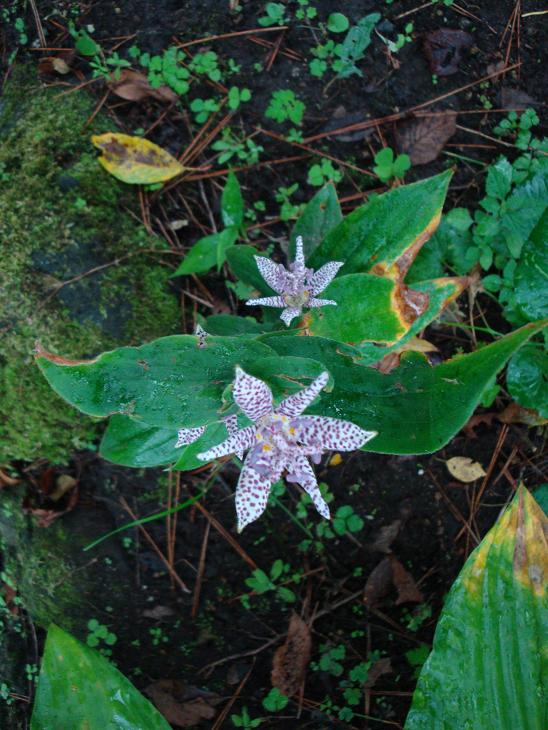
[{"left": 1, "top": 1, "right": 546, "bottom": 728}]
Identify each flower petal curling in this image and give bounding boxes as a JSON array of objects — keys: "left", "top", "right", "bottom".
[
  {"left": 197, "top": 425, "right": 255, "bottom": 461},
  {"left": 280, "top": 307, "right": 301, "bottom": 327},
  {"left": 236, "top": 458, "right": 278, "bottom": 532},
  {"left": 276, "top": 371, "right": 329, "bottom": 418},
  {"left": 286, "top": 454, "right": 330, "bottom": 519},
  {"left": 233, "top": 367, "right": 273, "bottom": 422}
]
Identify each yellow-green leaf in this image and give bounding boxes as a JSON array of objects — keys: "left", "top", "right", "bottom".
[
  {"left": 91, "top": 132, "right": 185, "bottom": 184},
  {"left": 405, "top": 486, "right": 548, "bottom": 730}
]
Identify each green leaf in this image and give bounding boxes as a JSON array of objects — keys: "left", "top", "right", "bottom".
[
  {"left": 226, "top": 245, "right": 276, "bottom": 295},
  {"left": 512, "top": 206, "right": 548, "bottom": 321},
  {"left": 262, "top": 688, "right": 289, "bottom": 712},
  {"left": 290, "top": 184, "right": 342, "bottom": 259},
  {"left": 485, "top": 157, "right": 513, "bottom": 200},
  {"left": 506, "top": 344, "right": 548, "bottom": 417},
  {"left": 204, "top": 314, "right": 266, "bottom": 336},
  {"left": 327, "top": 12, "right": 350, "bottom": 33},
  {"left": 36, "top": 336, "right": 275, "bottom": 430},
  {"left": 100, "top": 415, "right": 179, "bottom": 467},
  {"left": 262, "top": 320, "right": 547, "bottom": 454},
  {"left": 405, "top": 487, "right": 547, "bottom": 730},
  {"left": 31, "top": 624, "right": 170, "bottom": 730},
  {"left": 310, "top": 170, "right": 452, "bottom": 274},
  {"left": 221, "top": 172, "right": 244, "bottom": 228},
  {"left": 335, "top": 13, "right": 381, "bottom": 79},
  {"left": 171, "top": 227, "right": 238, "bottom": 276},
  {"left": 174, "top": 421, "right": 234, "bottom": 471}
]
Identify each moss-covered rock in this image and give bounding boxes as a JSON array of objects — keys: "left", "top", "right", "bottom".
[{"left": 0, "top": 66, "right": 181, "bottom": 464}]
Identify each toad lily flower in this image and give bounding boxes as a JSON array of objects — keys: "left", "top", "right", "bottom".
[
  {"left": 246, "top": 235, "right": 344, "bottom": 327},
  {"left": 175, "top": 425, "right": 206, "bottom": 449},
  {"left": 197, "top": 367, "right": 377, "bottom": 532}
]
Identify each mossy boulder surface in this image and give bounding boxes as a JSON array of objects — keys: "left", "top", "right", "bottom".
[{"left": 0, "top": 66, "right": 181, "bottom": 463}]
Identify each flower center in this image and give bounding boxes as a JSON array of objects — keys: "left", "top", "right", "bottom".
[
  {"left": 255, "top": 413, "right": 297, "bottom": 452},
  {"left": 283, "top": 290, "right": 310, "bottom": 308}
]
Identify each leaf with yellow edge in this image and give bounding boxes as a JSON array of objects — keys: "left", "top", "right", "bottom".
[
  {"left": 405, "top": 486, "right": 548, "bottom": 730},
  {"left": 91, "top": 132, "right": 185, "bottom": 184}
]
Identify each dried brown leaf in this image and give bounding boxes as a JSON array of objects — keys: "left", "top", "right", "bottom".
[
  {"left": 500, "top": 87, "right": 538, "bottom": 111},
  {"left": 0, "top": 469, "right": 20, "bottom": 488},
  {"left": 145, "top": 679, "right": 221, "bottom": 728},
  {"left": 271, "top": 613, "right": 311, "bottom": 696},
  {"left": 373, "top": 337, "right": 439, "bottom": 374},
  {"left": 499, "top": 403, "right": 547, "bottom": 427},
  {"left": 38, "top": 56, "right": 72, "bottom": 75},
  {"left": 422, "top": 29, "right": 473, "bottom": 76},
  {"left": 370, "top": 519, "right": 402, "bottom": 554},
  {"left": 395, "top": 112, "right": 457, "bottom": 166},
  {"left": 363, "top": 557, "right": 393, "bottom": 605},
  {"left": 108, "top": 69, "right": 178, "bottom": 104},
  {"left": 364, "top": 657, "right": 392, "bottom": 688},
  {"left": 463, "top": 412, "right": 497, "bottom": 439},
  {"left": 389, "top": 555, "right": 424, "bottom": 605}
]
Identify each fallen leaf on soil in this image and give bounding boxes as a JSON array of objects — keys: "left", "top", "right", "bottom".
[
  {"left": 363, "top": 557, "right": 393, "bottom": 605},
  {"left": 142, "top": 605, "right": 176, "bottom": 620},
  {"left": 500, "top": 87, "right": 538, "bottom": 110},
  {"left": 446, "top": 456, "right": 486, "bottom": 483},
  {"left": 463, "top": 412, "right": 497, "bottom": 439},
  {"left": 26, "top": 485, "right": 79, "bottom": 528},
  {"left": 395, "top": 112, "right": 456, "bottom": 165},
  {"left": 49, "top": 474, "right": 77, "bottom": 502},
  {"left": 108, "top": 69, "right": 178, "bottom": 103},
  {"left": 389, "top": 555, "right": 424, "bottom": 605},
  {"left": 91, "top": 133, "right": 185, "bottom": 184},
  {"left": 422, "top": 29, "right": 473, "bottom": 76},
  {"left": 364, "top": 657, "right": 392, "bottom": 688},
  {"left": 370, "top": 519, "right": 402, "bottom": 554},
  {"left": 329, "top": 453, "right": 342, "bottom": 466},
  {"left": 38, "top": 56, "right": 72, "bottom": 75},
  {"left": 271, "top": 612, "right": 311, "bottom": 697},
  {"left": 145, "top": 679, "right": 221, "bottom": 728},
  {"left": 372, "top": 337, "right": 439, "bottom": 374},
  {"left": 498, "top": 402, "right": 548, "bottom": 427}
]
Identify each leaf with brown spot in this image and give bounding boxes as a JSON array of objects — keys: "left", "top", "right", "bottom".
[
  {"left": 498, "top": 402, "right": 548, "bottom": 427},
  {"left": 145, "top": 680, "right": 221, "bottom": 728},
  {"left": 389, "top": 555, "right": 424, "bottom": 605},
  {"left": 108, "top": 69, "right": 178, "bottom": 104},
  {"left": 91, "top": 133, "right": 186, "bottom": 184},
  {"left": 395, "top": 112, "right": 457, "bottom": 166},
  {"left": 271, "top": 613, "right": 311, "bottom": 697},
  {"left": 422, "top": 29, "right": 473, "bottom": 76},
  {"left": 446, "top": 456, "right": 486, "bottom": 483},
  {"left": 373, "top": 337, "right": 439, "bottom": 374}
]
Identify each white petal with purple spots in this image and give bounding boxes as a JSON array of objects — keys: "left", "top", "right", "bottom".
[
  {"left": 175, "top": 425, "right": 206, "bottom": 448},
  {"left": 233, "top": 367, "right": 273, "bottom": 422},
  {"left": 246, "top": 295, "right": 286, "bottom": 308},
  {"left": 280, "top": 307, "right": 302, "bottom": 327},
  {"left": 310, "top": 261, "right": 344, "bottom": 295},
  {"left": 254, "top": 256, "right": 285, "bottom": 294},
  {"left": 295, "top": 416, "right": 377, "bottom": 452},
  {"left": 197, "top": 425, "right": 255, "bottom": 461},
  {"left": 286, "top": 453, "right": 330, "bottom": 519},
  {"left": 276, "top": 371, "right": 329, "bottom": 417},
  {"left": 236, "top": 457, "right": 282, "bottom": 532},
  {"left": 308, "top": 297, "right": 337, "bottom": 308}
]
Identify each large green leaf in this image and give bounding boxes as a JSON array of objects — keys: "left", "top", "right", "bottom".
[
  {"left": 226, "top": 244, "right": 274, "bottom": 296},
  {"left": 309, "top": 170, "right": 452, "bottom": 273},
  {"left": 506, "top": 343, "right": 548, "bottom": 418},
  {"left": 405, "top": 487, "right": 547, "bottom": 730},
  {"left": 100, "top": 357, "right": 329, "bottom": 469},
  {"left": 35, "top": 335, "right": 274, "bottom": 429},
  {"left": 513, "top": 206, "right": 548, "bottom": 322},
  {"left": 289, "top": 183, "right": 342, "bottom": 259},
  {"left": 262, "top": 320, "right": 547, "bottom": 454},
  {"left": 31, "top": 624, "right": 170, "bottom": 730}
]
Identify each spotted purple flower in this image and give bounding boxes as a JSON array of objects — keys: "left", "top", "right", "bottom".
[
  {"left": 197, "top": 367, "right": 377, "bottom": 532},
  {"left": 246, "top": 236, "right": 344, "bottom": 327}
]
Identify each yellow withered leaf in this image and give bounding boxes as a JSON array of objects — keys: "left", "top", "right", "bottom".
[
  {"left": 91, "top": 133, "right": 185, "bottom": 184},
  {"left": 446, "top": 456, "right": 486, "bottom": 483}
]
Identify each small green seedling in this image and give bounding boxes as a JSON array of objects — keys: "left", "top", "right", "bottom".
[
  {"left": 265, "top": 89, "right": 305, "bottom": 125},
  {"left": 373, "top": 147, "right": 411, "bottom": 182}
]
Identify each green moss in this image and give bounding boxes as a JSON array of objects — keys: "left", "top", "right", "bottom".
[{"left": 0, "top": 66, "right": 181, "bottom": 463}]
